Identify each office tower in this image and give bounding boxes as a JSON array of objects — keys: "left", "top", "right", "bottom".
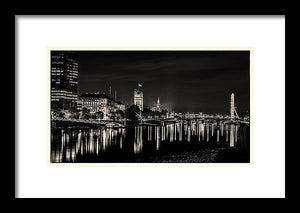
[{"left": 51, "top": 51, "right": 78, "bottom": 110}]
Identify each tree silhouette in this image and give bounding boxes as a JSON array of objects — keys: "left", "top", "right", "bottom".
[{"left": 125, "top": 105, "right": 140, "bottom": 120}]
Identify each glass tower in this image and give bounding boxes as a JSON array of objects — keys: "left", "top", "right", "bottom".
[{"left": 51, "top": 51, "right": 78, "bottom": 110}]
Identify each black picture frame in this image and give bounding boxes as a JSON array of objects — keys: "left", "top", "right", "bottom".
[{"left": 8, "top": 6, "right": 287, "bottom": 202}]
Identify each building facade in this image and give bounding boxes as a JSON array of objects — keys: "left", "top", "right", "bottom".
[
  {"left": 79, "top": 92, "right": 125, "bottom": 118},
  {"left": 51, "top": 51, "right": 78, "bottom": 110},
  {"left": 116, "top": 101, "right": 126, "bottom": 111},
  {"left": 134, "top": 83, "right": 143, "bottom": 110}
]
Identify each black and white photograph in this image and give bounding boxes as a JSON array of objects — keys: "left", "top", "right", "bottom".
[
  {"left": 50, "top": 50, "right": 251, "bottom": 163},
  {"left": 13, "top": 14, "right": 285, "bottom": 199}
]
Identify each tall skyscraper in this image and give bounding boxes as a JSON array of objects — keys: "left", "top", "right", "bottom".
[
  {"left": 134, "top": 83, "right": 143, "bottom": 110},
  {"left": 51, "top": 51, "right": 78, "bottom": 110}
]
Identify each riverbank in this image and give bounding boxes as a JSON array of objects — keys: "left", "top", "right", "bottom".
[
  {"left": 133, "top": 147, "right": 249, "bottom": 163},
  {"left": 52, "top": 118, "right": 125, "bottom": 129},
  {"left": 52, "top": 118, "right": 161, "bottom": 129}
]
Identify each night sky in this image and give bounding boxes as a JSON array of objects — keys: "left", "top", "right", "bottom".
[{"left": 77, "top": 51, "right": 250, "bottom": 114}]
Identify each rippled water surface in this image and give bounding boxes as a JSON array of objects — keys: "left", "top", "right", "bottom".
[{"left": 51, "top": 120, "right": 249, "bottom": 163}]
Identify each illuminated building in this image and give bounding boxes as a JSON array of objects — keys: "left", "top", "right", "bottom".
[
  {"left": 151, "top": 97, "right": 162, "bottom": 112},
  {"left": 79, "top": 92, "right": 125, "bottom": 117},
  {"left": 116, "top": 101, "right": 126, "bottom": 111},
  {"left": 51, "top": 51, "right": 78, "bottom": 110},
  {"left": 134, "top": 83, "right": 143, "bottom": 110}
]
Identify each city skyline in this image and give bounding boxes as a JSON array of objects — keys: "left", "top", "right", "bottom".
[
  {"left": 50, "top": 50, "right": 250, "bottom": 164},
  {"left": 77, "top": 51, "right": 250, "bottom": 114}
]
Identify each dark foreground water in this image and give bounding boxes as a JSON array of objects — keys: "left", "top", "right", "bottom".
[{"left": 51, "top": 120, "right": 250, "bottom": 163}]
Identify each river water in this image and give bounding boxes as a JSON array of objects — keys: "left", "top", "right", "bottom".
[{"left": 51, "top": 120, "right": 250, "bottom": 163}]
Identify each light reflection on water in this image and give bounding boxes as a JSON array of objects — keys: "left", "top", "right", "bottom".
[{"left": 51, "top": 120, "right": 242, "bottom": 163}]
